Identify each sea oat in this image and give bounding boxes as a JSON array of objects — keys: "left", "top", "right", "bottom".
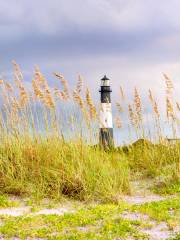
[
  {"left": 76, "top": 75, "right": 83, "bottom": 94},
  {"left": 134, "top": 88, "right": 142, "bottom": 123},
  {"left": 176, "top": 102, "right": 180, "bottom": 112},
  {"left": 119, "top": 86, "right": 125, "bottom": 100},
  {"left": 166, "top": 96, "right": 175, "bottom": 120},
  {"left": 19, "top": 88, "right": 28, "bottom": 107},
  {"left": 54, "top": 87, "right": 64, "bottom": 100},
  {"left": 85, "top": 87, "right": 97, "bottom": 119},
  {"left": 116, "top": 102, "right": 123, "bottom": 113},
  {"left": 12, "top": 61, "right": 24, "bottom": 89},
  {"left": 73, "top": 90, "right": 84, "bottom": 110},
  {"left": 148, "top": 89, "right": 160, "bottom": 118},
  {"left": 163, "top": 73, "right": 174, "bottom": 95},
  {"left": 43, "top": 84, "right": 55, "bottom": 108},
  {"left": 54, "top": 73, "right": 70, "bottom": 100},
  {"left": 32, "top": 79, "right": 44, "bottom": 99},
  {"left": 128, "top": 104, "right": 137, "bottom": 128},
  {"left": 5, "top": 82, "right": 13, "bottom": 93},
  {"left": 115, "top": 116, "right": 122, "bottom": 128}
]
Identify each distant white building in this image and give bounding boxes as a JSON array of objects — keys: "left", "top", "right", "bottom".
[{"left": 166, "top": 138, "right": 180, "bottom": 145}]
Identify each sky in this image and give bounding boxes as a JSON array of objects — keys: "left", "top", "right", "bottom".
[{"left": 0, "top": 0, "right": 180, "bottom": 142}]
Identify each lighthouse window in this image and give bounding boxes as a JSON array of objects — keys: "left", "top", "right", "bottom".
[{"left": 101, "top": 80, "right": 110, "bottom": 86}]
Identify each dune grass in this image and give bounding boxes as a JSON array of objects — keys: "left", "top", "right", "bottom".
[
  {"left": 0, "top": 135, "right": 179, "bottom": 201},
  {"left": 0, "top": 195, "right": 19, "bottom": 208},
  {"left": 0, "top": 137, "right": 130, "bottom": 201},
  {"left": 0, "top": 62, "right": 179, "bottom": 202}
]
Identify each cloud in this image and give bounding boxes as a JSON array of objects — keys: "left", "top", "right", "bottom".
[
  {"left": 0, "top": 0, "right": 180, "bottom": 129},
  {"left": 1, "top": 0, "right": 180, "bottom": 35}
]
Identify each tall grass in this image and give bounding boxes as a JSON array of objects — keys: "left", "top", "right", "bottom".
[
  {"left": 0, "top": 62, "right": 179, "bottom": 202},
  {"left": 0, "top": 137, "right": 130, "bottom": 201}
]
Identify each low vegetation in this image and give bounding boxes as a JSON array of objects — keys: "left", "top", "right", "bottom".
[
  {"left": 0, "top": 195, "right": 179, "bottom": 239},
  {"left": 0, "top": 195, "right": 19, "bottom": 208},
  {"left": 0, "top": 202, "right": 147, "bottom": 239},
  {"left": 132, "top": 196, "right": 180, "bottom": 228}
]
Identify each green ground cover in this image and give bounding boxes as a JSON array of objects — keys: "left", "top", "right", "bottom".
[
  {"left": 0, "top": 203, "right": 147, "bottom": 239},
  {"left": 132, "top": 195, "right": 180, "bottom": 229},
  {"left": 0, "top": 195, "right": 19, "bottom": 208},
  {"left": 0, "top": 195, "right": 179, "bottom": 239}
]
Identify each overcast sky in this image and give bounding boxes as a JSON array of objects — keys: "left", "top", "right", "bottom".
[
  {"left": 0, "top": 0, "right": 180, "bottom": 141},
  {"left": 1, "top": 0, "right": 180, "bottom": 92}
]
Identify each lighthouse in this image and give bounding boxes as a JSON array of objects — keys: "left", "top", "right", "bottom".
[{"left": 99, "top": 75, "right": 114, "bottom": 148}]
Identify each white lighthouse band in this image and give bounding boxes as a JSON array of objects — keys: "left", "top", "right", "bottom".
[{"left": 99, "top": 103, "right": 113, "bottom": 128}]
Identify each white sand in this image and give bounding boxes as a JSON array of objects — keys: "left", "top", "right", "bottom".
[
  {"left": 121, "top": 211, "right": 150, "bottom": 221},
  {"left": 0, "top": 207, "right": 31, "bottom": 216},
  {"left": 123, "top": 194, "right": 165, "bottom": 204},
  {"left": 34, "top": 208, "right": 74, "bottom": 215},
  {"left": 141, "top": 222, "right": 173, "bottom": 240}
]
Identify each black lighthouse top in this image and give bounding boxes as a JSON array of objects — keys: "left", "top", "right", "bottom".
[{"left": 99, "top": 75, "right": 112, "bottom": 103}]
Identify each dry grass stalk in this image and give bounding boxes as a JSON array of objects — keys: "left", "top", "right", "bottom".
[
  {"left": 54, "top": 87, "right": 64, "bottom": 100},
  {"left": 12, "top": 61, "right": 29, "bottom": 108},
  {"left": 5, "top": 82, "right": 13, "bottom": 93},
  {"left": 12, "top": 60, "right": 23, "bottom": 85},
  {"left": 176, "top": 102, "right": 180, "bottom": 112},
  {"left": 163, "top": 74, "right": 178, "bottom": 132},
  {"left": 148, "top": 89, "right": 160, "bottom": 118},
  {"left": 73, "top": 90, "right": 90, "bottom": 126},
  {"left": 32, "top": 79, "right": 44, "bottom": 99},
  {"left": 33, "top": 68, "right": 55, "bottom": 108},
  {"left": 0, "top": 83, "right": 9, "bottom": 105},
  {"left": 44, "top": 92, "right": 55, "bottom": 108},
  {"left": 19, "top": 85, "right": 29, "bottom": 107},
  {"left": 54, "top": 73, "right": 70, "bottom": 100},
  {"left": 116, "top": 102, "right": 123, "bottom": 113},
  {"left": 148, "top": 89, "right": 162, "bottom": 140},
  {"left": 44, "top": 85, "right": 55, "bottom": 108},
  {"left": 76, "top": 75, "right": 83, "bottom": 94},
  {"left": 128, "top": 104, "right": 138, "bottom": 128},
  {"left": 34, "top": 67, "right": 47, "bottom": 87},
  {"left": 85, "top": 88, "right": 97, "bottom": 119},
  {"left": 134, "top": 88, "right": 142, "bottom": 123},
  {"left": 115, "top": 116, "right": 122, "bottom": 128},
  {"left": 163, "top": 73, "right": 174, "bottom": 95},
  {"left": 119, "top": 86, "right": 125, "bottom": 100},
  {"left": 10, "top": 96, "right": 20, "bottom": 125},
  {"left": 166, "top": 96, "right": 175, "bottom": 120},
  {"left": 73, "top": 90, "right": 84, "bottom": 111}
]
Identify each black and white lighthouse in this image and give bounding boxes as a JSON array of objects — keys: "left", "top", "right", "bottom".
[{"left": 99, "top": 75, "right": 114, "bottom": 148}]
